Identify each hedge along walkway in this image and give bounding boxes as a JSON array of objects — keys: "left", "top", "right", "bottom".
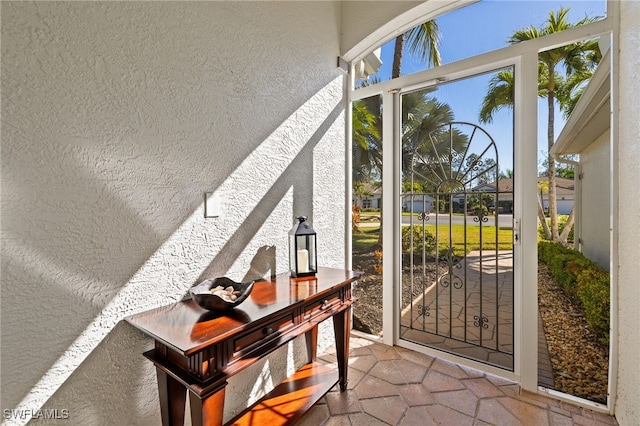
[{"left": 537, "top": 262, "right": 609, "bottom": 404}]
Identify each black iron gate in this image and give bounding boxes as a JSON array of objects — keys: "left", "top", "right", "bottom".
[{"left": 400, "top": 122, "right": 514, "bottom": 370}]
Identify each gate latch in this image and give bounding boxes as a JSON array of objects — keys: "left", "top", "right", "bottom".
[{"left": 513, "top": 219, "right": 521, "bottom": 245}]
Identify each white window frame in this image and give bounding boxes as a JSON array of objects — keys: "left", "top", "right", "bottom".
[{"left": 346, "top": 5, "right": 615, "bottom": 413}]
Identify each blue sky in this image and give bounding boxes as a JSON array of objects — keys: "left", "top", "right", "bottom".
[{"left": 372, "top": 0, "right": 606, "bottom": 174}]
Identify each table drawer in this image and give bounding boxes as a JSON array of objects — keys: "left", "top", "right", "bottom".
[
  {"left": 303, "top": 291, "right": 341, "bottom": 321},
  {"left": 232, "top": 313, "right": 295, "bottom": 357}
]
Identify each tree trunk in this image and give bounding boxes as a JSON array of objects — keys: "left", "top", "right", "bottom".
[
  {"left": 538, "top": 194, "right": 551, "bottom": 240},
  {"left": 547, "top": 65, "right": 559, "bottom": 241},
  {"left": 392, "top": 34, "right": 404, "bottom": 79},
  {"left": 559, "top": 206, "right": 575, "bottom": 245}
]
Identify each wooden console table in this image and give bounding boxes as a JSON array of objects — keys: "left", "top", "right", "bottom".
[{"left": 125, "top": 267, "right": 362, "bottom": 426}]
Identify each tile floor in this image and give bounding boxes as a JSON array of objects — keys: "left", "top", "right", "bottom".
[{"left": 299, "top": 336, "right": 617, "bottom": 426}]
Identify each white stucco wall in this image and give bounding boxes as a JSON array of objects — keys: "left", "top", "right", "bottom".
[
  {"left": 1, "top": 2, "right": 345, "bottom": 424},
  {"left": 580, "top": 129, "right": 611, "bottom": 271},
  {"left": 614, "top": 1, "right": 640, "bottom": 424}
]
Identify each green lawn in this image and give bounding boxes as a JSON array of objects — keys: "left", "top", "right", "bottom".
[
  {"left": 353, "top": 227, "right": 379, "bottom": 251},
  {"left": 353, "top": 224, "right": 512, "bottom": 256},
  {"left": 428, "top": 224, "right": 513, "bottom": 255}
]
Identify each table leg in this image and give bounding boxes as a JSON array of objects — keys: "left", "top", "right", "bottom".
[
  {"left": 333, "top": 306, "right": 351, "bottom": 391},
  {"left": 156, "top": 369, "right": 187, "bottom": 426},
  {"left": 305, "top": 324, "right": 318, "bottom": 363},
  {"left": 189, "top": 384, "right": 226, "bottom": 426}
]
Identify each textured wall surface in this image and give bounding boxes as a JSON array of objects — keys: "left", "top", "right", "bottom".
[
  {"left": 1, "top": 2, "right": 345, "bottom": 424},
  {"left": 580, "top": 130, "right": 611, "bottom": 271},
  {"left": 615, "top": 1, "right": 640, "bottom": 424}
]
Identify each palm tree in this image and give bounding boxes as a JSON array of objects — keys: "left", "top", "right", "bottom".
[
  {"left": 352, "top": 96, "right": 381, "bottom": 183},
  {"left": 479, "top": 7, "right": 600, "bottom": 241},
  {"left": 392, "top": 21, "right": 441, "bottom": 78},
  {"left": 401, "top": 90, "right": 461, "bottom": 187},
  {"left": 537, "top": 179, "right": 552, "bottom": 239}
]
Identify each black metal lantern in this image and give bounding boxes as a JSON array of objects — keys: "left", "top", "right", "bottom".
[{"left": 289, "top": 216, "right": 317, "bottom": 277}]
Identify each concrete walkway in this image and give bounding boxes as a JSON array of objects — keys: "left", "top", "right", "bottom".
[{"left": 399, "top": 250, "right": 555, "bottom": 389}]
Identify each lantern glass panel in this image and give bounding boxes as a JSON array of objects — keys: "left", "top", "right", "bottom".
[
  {"left": 289, "top": 216, "right": 317, "bottom": 277},
  {"left": 307, "top": 235, "right": 317, "bottom": 272}
]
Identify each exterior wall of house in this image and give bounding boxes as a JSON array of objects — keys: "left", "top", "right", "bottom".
[
  {"left": 579, "top": 129, "right": 611, "bottom": 271},
  {"left": 1, "top": 2, "right": 345, "bottom": 424},
  {"left": 555, "top": 199, "right": 574, "bottom": 215},
  {"left": 614, "top": 0, "right": 640, "bottom": 423},
  {"left": 354, "top": 194, "right": 382, "bottom": 210},
  {"left": 540, "top": 196, "right": 574, "bottom": 215},
  {"left": 340, "top": 1, "right": 423, "bottom": 58}
]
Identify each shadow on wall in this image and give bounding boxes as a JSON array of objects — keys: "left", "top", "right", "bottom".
[
  {"left": 38, "top": 322, "right": 163, "bottom": 425},
  {"left": 195, "top": 103, "right": 345, "bottom": 282},
  {"left": 1, "top": 0, "right": 344, "bottom": 413},
  {"left": 3, "top": 80, "right": 345, "bottom": 422},
  {"left": 38, "top": 314, "right": 312, "bottom": 425}
]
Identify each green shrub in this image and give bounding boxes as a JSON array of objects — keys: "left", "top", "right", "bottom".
[
  {"left": 537, "top": 215, "right": 574, "bottom": 242},
  {"left": 538, "top": 241, "right": 610, "bottom": 346},
  {"left": 402, "top": 225, "right": 436, "bottom": 255},
  {"left": 577, "top": 268, "right": 610, "bottom": 345}
]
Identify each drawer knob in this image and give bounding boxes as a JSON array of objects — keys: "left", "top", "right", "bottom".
[
  {"left": 263, "top": 327, "right": 274, "bottom": 335},
  {"left": 320, "top": 300, "right": 330, "bottom": 310}
]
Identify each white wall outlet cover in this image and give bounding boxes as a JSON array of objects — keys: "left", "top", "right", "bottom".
[{"left": 204, "top": 192, "right": 222, "bottom": 218}]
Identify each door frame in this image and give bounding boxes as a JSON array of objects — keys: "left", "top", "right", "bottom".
[
  {"left": 378, "top": 54, "right": 537, "bottom": 388},
  {"left": 347, "top": 11, "right": 614, "bottom": 409}
]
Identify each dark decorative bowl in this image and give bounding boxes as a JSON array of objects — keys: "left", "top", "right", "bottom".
[{"left": 189, "top": 277, "right": 255, "bottom": 312}]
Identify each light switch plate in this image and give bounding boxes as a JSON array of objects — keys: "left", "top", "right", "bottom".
[{"left": 204, "top": 192, "right": 221, "bottom": 218}]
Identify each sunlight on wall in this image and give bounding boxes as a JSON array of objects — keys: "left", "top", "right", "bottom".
[{"left": 7, "top": 77, "right": 343, "bottom": 426}]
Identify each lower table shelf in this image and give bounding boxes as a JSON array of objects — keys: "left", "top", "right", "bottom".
[{"left": 227, "top": 362, "right": 338, "bottom": 426}]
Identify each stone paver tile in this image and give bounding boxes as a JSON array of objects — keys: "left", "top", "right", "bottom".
[
  {"left": 397, "top": 383, "right": 437, "bottom": 406},
  {"left": 463, "top": 377, "right": 505, "bottom": 398},
  {"left": 572, "top": 411, "right": 617, "bottom": 426},
  {"left": 325, "top": 389, "right": 361, "bottom": 415},
  {"left": 368, "top": 359, "right": 407, "bottom": 385},
  {"left": 592, "top": 410, "right": 618, "bottom": 425},
  {"left": 488, "top": 351, "right": 513, "bottom": 367},
  {"left": 499, "top": 396, "right": 550, "bottom": 425},
  {"left": 559, "top": 401, "right": 585, "bottom": 415},
  {"left": 395, "top": 358, "right": 430, "bottom": 383},
  {"left": 519, "top": 390, "right": 561, "bottom": 408},
  {"left": 430, "top": 358, "right": 471, "bottom": 379},
  {"left": 399, "top": 405, "right": 438, "bottom": 425},
  {"left": 396, "top": 346, "right": 436, "bottom": 368},
  {"left": 350, "top": 336, "right": 375, "bottom": 349},
  {"left": 359, "top": 395, "right": 408, "bottom": 425},
  {"left": 369, "top": 343, "right": 402, "bottom": 361},
  {"left": 433, "top": 389, "right": 479, "bottom": 417},
  {"left": 343, "top": 365, "right": 365, "bottom": 390},
  {"left": 348, "top": 354, "right": 378, "bottom": 374},
  {"left": 348, "top": 412, "right": 389, "bottom": 426},
  {"left": 485, "top": 373, "right": 518, "bottom": 387},
  {"left": 350, "top": 344, "right": 374, "bottom": 357},
  {"left": 423, "top": 369, "right": 467, "bottom": 392},
  {"left": 549, "top": 405, "right": 575, "bottom": 418},
  {"left": 476, "top": 398, "right": 524, "bottom": 425},
  {"left": 499, "top": 383, "right": 521, "bottom": 398},
  {"left": 319, "top": 353, "right": 337, "bottom": 364},
  {"left": 297, "top": 404, "right": 330, "bottom": 426},
  {"left": 323, "top": 414, "right": 352, "bottom": 426},
  {"left": 549, "top": 410, "right": 574, "bottom": 426},
  {"left": 457, "top": 363, "right": 486, "bottom": 379},
  {"left": 354, "top": 373, "right": 401, "bottom": 399},
  {"left": 425, "top": 404, "right": 475, "bottom": 426}
]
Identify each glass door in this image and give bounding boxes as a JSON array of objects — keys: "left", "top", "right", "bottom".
[{"left": 398, "top": 68, "right": 515, "bottom": 370}]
